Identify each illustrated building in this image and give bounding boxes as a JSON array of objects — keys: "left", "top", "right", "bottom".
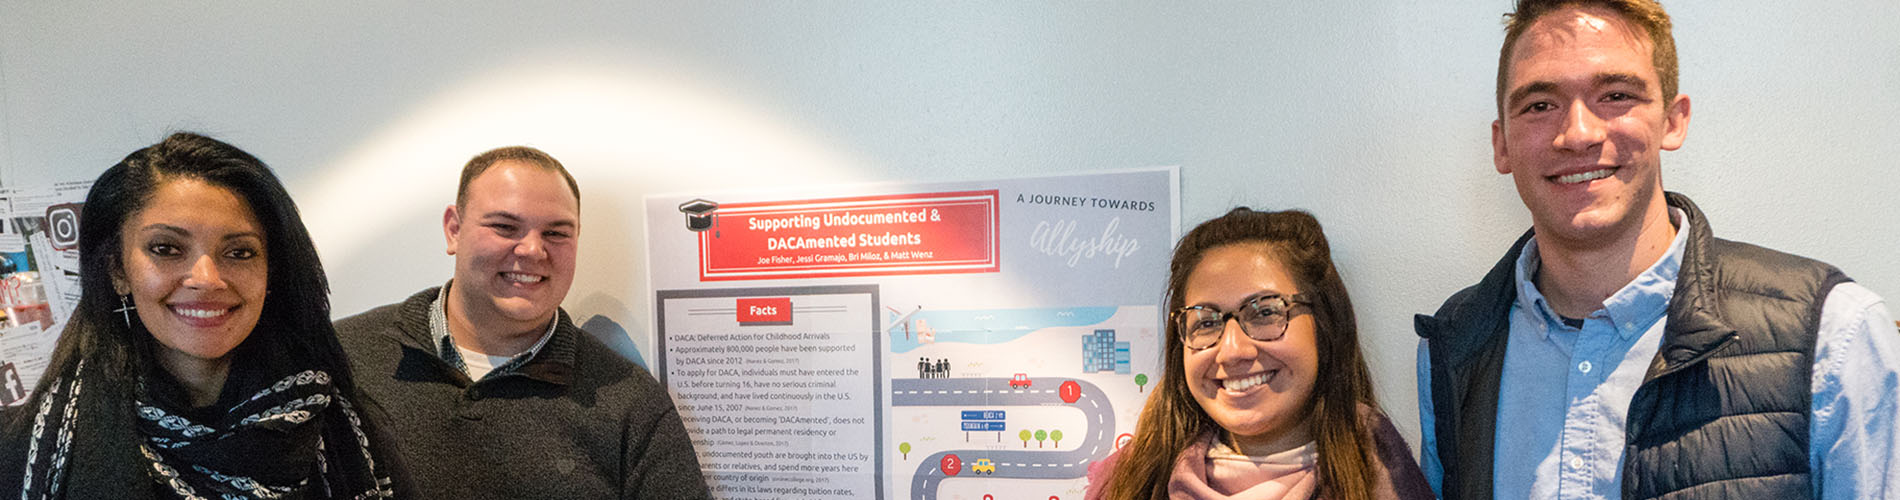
[{"left": 1082, "top": 328, "right": 1131, "bottom": 374}]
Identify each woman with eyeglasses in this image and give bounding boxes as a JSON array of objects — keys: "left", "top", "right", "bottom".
[{"left": 1087, "top": 208, "right": 1430, "bottom": 500}]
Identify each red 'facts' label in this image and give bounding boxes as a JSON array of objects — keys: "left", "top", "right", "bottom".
[{"left": 736, "top": 297, "right": 792, "bottom": 324}]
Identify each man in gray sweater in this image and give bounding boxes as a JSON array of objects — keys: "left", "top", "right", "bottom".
[{"left": 337, "top": 146, "right": 708, "bottom": 499}]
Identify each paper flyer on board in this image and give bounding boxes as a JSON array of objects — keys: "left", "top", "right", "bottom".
[
  {"left": 646, "top": 167, "right": 1177, "bottom": 500},
  {"left": 0, "top": 180, "right": 91, "bottom": 405}
]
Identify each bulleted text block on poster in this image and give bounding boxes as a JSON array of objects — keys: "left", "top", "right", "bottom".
[{"left": 657, "top": 285, "right": 883, "bottom": 500}]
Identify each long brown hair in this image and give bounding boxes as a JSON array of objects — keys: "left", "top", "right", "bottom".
[
  {"left": 6, "top": 132, "right": 358, "bottom": 431},
  {"left": 1099, "top": 208, "right": 1379, "bottom": 500}
]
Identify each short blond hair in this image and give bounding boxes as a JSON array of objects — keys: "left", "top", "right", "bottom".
[{"left": 1496, "top": 0, "right": 1678, "bottom": 119}]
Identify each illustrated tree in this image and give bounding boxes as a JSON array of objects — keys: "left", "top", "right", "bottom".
[
  {"left": 1050, "top": 429, "right": 1064, "bottom": 447},
  {"left": 1134, "top": 374, "right": 1149, "bottom": 392},
  {"left": 1019, "top": 429, "right": 1033, "bottom": 448},
  {"left": 1035, "top": 430, "right": 1048, "bottom": 448},
  {"left": 899, "top": 442, "right": 911, "bottom": 460}
]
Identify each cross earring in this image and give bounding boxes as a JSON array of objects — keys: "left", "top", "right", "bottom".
[{"left": 114, "top": 295, "right": 136, "bottom": 328}]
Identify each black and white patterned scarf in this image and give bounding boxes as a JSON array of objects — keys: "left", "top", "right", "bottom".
[{"left": 17, "top": 362, "right": 397, "bottom": 500}]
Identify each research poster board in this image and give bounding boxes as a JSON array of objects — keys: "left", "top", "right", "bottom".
[{"left": 646, "top": 167, "right": 1177, "bottom": 500}]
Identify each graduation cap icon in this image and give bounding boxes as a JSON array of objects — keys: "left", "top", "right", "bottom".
[{"left": 678, "top": 199, "right": 719, "bottom": 232}]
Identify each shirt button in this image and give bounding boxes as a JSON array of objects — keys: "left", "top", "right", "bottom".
[
  {"left": 1578, "top": 361, "right": 1593, "bottom": 374},
  {"left": 1568, "top": 456, "right": 1584, "bottom": 469}
]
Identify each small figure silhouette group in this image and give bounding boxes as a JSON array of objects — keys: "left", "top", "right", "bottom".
[{"left": 918, "top": 357, "right": 951, "bottom": 379}]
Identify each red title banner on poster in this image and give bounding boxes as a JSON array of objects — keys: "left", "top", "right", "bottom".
[
  {"left": 735, "top": 297, "right": 792, "bottom": 324},
  {"left": 698, "top": 190, "right": 1001, "bottom": 281}
]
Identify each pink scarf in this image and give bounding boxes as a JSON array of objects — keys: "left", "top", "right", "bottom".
[{"left": 1167, "top": 433, "right": 1319, "bottom": 500}]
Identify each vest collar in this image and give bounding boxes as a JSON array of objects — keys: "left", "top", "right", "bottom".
[
  {"left": 1419, "top": 192, "right": 1737, "bottom": 372},
  {"left": 1649, "top": 192, "right": 1740, "bottom": 381}
]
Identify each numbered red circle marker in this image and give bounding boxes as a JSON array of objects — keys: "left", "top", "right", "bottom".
[
  {"left": 984, "top": 496, "right": 994, "bottom": 500},
  {"left": 1059, "top": 381, "right": 1081, "bottom": 403},
  {"left": 940, "top": 454, "right": 962, "bottom": 476},
  {"left": 1116, "top": 433, "right": 1133, "bottom": 450}
]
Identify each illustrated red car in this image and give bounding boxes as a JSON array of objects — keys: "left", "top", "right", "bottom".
[{"left": 1009, "top": 373, "right": 1032, "bottom": 389}]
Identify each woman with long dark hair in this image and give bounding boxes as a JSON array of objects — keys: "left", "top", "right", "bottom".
[
  {"left": 1087, "top": 208, "right": 1430, "bottom": 500},
  {"left": 0, "top": 133, "right": 412, "bottom": 499}
]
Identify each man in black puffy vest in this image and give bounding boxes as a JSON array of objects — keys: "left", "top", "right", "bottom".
[{"left": 1413, "top": 1, "right": 1899, "bottom": 499}]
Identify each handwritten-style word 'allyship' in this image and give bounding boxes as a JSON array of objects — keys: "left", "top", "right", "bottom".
[{"left": 1029, "top": 217, "right": 1139, "bottom": 268}]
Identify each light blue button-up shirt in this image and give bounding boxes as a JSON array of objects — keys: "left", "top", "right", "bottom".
[{"left": 1417, "top": 209, "right": 1900, "bottom": 499}]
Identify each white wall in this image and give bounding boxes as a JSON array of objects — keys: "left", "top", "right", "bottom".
[{"left": 3, "top": 0, "right": 1895, "bottom": 450}]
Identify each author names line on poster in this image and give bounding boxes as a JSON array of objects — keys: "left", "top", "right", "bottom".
[{"left": 756, "top": 248, "right": 936, "bottom": 266}]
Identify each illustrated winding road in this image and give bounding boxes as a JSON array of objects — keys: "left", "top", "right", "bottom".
[{"left": 892, "top": 377, "right": 1115, "bottom": 500}]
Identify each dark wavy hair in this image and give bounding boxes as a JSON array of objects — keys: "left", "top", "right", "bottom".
[
  {"left": 1100, "top": 208, "right": 1379, "bottom": 500},
  {"left": 8, "top": 132, "right": 357, "bottom": 427}
]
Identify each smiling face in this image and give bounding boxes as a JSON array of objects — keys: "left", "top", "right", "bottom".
[
  {"left": 1181, "top": 243, "right": 1317, "bottom": 454},
  {"left": 117, "top": 179, "right": 269, "bottom": 377},
  {"left": 443, "top": 161, "right": 580, "bottom": 338},
  {"left": 1493, "top": 5, "right": 1689, "bottom": 248}
]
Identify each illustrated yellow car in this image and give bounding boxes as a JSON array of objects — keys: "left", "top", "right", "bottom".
[{"left": 971, "top": 458, "right": 996, "bottom": 474}]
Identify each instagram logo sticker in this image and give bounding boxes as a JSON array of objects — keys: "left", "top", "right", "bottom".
[{"left": 46, "top": 203, "right": 81, "bottom": 250}]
